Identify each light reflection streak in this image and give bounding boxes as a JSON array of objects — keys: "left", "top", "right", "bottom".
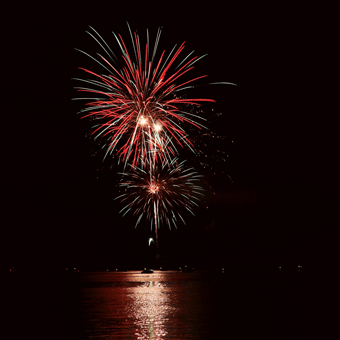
[
  {"left": 126, "top": 274, "right": 174, "bottom": 339},
  {"left": 77, "top": 271, "right": 223, "bottom": 339}
]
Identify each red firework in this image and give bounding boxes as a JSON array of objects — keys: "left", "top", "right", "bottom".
[{"left": 73, "top": 24, "right": 234, "bottom": 167}]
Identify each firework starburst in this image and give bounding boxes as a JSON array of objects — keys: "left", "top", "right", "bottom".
[
  {"left": 73, "top": 24, "right": 235, "bottom": 168},
  {"left": 116, "top": 158, "right": 204, "bottom": 238},
  {"left": 74, "top": 24, "right": 236, "bottom": 250}
]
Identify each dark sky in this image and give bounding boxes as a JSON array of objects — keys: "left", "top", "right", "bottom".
[{"left": 4, "top": 3, "right": 330, "bottom": 271}]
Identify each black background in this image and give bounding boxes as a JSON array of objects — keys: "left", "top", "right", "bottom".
[{"left": 3, "top": 2, "right": 332, "bottom": 273}]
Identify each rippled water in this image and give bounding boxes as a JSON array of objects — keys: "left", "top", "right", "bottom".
[
  {"left": 77, "top": 271, "right": 226, "bottom": 339},
  {"left": 6, "top": 269, "right": 311, "bottom": 339}
]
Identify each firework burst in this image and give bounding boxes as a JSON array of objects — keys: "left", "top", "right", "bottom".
[
  {"left": 73, "top": 24, "right": 235, "bottom": 168},
  {"left": 115, "top": 158, "right": 204, "bottom": 246},
  {"left": 74, "top": 24, "right": 237, "bottom": 250}
]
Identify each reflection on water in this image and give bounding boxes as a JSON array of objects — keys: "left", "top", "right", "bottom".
[
  {"left": 78, "top": 271, "right": 220, "bottom": 339},
  {"left": 6, "top": 269, "right": 310, "bottom": 339},
  {"left": 77, "top": 269, "right": 311, "bottom": 339},
  {"left": 127, "top": 278, "right": 172, "bottom": 339}
]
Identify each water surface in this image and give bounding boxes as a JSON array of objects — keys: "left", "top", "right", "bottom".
[
  {"left": 6, "top": 269, "right": 311, "bottom": 339},
  {"left": 76, "top": 271, "right": 227, "bottom": 339}
]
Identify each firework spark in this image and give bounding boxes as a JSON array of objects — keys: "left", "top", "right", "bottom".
[
  {"left": 73, "top": 24, "right": 235, "bottom": 168},
  {"left": 115, "top": 158, "right": 204, "bottom": 245}
]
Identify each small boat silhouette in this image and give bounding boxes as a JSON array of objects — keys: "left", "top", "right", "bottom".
[{"left": 141, "top": 268, "right": 154, "bottom": 273}]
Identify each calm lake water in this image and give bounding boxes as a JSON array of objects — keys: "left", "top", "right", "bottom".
[
  {"left": 76, "top": 271, "right": 227, "bottom": 339},
  {"left": 6, "top": 269, "right": 313, "bottom": 339}
]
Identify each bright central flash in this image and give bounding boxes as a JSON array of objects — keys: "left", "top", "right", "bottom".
[
  {"left": 154, "top": 122, "right": 162, "bottom": 132},
  {"left": 139, "top": 116, "right": 148, "bottom": 126},
  {"left": 149, "top": 183, "right": 159, "bottom": 194},
  {"left": 139, "top": 116, "right": 162, "bottom": 132}
]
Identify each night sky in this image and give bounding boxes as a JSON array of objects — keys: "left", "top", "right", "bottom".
[{"left": 4, "top": 3, "right": 330, "bottom": 272}]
